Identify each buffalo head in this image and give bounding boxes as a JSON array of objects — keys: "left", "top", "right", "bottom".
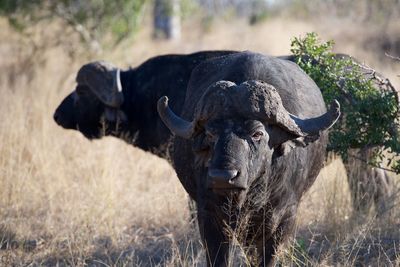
[
  {"left": 158, "top": 80, "right": 340, "bottom": 195},
  {"left": 53, "top": 61, "right": 126, "bottom": 139}
]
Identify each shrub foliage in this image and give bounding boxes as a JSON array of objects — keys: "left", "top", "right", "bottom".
[{"left": 291, "top": 33, "right": 400, "bottom": 173}]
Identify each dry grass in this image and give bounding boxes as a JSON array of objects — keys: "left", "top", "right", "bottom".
[{"left": 0, "top": 12, "right": 399, "bottom": 266}]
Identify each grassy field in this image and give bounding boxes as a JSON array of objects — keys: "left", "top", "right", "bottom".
[{"left": 0, "top": 12, "right": 399, "bottom": 266}]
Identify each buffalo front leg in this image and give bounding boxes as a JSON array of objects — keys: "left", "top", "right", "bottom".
[
  {"left": 197, "top": 209, "right": 230, "bottom": 267},
  {"left": 252, "top": 213, "right": 296, "bottom": 267}
]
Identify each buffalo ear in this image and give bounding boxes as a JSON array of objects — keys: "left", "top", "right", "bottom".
[
  {"left": 267, "top": 125, "right": 320, "bottom": 156},
  {"left": 279, "top": 135, "right": 320, "bottom": 155},
  {"left": 77, "top": 61, "right": 124, "bottom": 108}
]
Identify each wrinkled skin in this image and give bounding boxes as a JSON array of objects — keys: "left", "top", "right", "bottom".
[
  {"left": 162, "top": 52, "right": 339, "bottom": 266},
  {"left": 54, "top": 50, "right": 237, "bottom": 157}
]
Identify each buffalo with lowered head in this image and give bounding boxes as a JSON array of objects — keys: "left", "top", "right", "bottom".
[
  {"left": 52, "top": 51, "right": 301, "bottom": 158},
  {"left": 158, "top": 52, "right": 340, "bottom": 266},
  {"left": 53, "top": 50, "right": 236, "bottom": 157}
]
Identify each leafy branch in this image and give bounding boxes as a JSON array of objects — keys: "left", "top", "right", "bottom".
[{"left": 291, "top": 32, "right": 400, "bottom": 173}]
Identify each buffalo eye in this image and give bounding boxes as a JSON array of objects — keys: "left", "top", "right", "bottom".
[{"left": 251, "top": 131, "right": 264, "bottom": 141}]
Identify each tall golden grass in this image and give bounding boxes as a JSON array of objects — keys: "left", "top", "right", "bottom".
[{"left": 0, "top": 14, "right": 399, "bottom": 266}]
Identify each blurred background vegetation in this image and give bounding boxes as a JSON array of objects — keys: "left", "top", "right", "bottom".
[{"left": 1, "top": 0, "right": 399, "bottom": 52}]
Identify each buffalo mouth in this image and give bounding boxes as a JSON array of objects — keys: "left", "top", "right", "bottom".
[
  {"left": 206, "top": 168, "right": 247, "bottom": 195},
  {"left": 207, "top": 178, "right": 247, "bottom": 196},
  {"left": 210, "top": 187, "right": 246, "bottom": 196},
  {"left": 53, "top": 112, "right": 76, "bottom": 130},
  {"left": 75, "top": 124, "right": 103, "bottom": 140}
]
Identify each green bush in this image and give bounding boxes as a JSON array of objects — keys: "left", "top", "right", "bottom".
[{"left": 291, "top": 32, "right": 400, "bottom": 173}]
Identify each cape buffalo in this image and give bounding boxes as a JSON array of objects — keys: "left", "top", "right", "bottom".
[
  {"left": 54, "top": 50, "right": 392, "bottom": 222},
  {"left": 52, "top": 50, "right": 300, "bottom": 157},
  {"left": 158, "top": 51, "right": 340, "bottom": 266},
  {"left": 53, "top": 50, "right": 236, "bottom": 157}
]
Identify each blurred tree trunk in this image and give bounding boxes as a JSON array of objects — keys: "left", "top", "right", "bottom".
[
  {"left": 344, "top": 148, "right": 394, "bottom": 217},
  {"left": 153, "top": 0, "right": 181, "bottom": 39}
]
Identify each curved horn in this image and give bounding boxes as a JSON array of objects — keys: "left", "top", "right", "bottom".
[
  {"left": 112, "top": 69, "right": 124, "bottom": 106},
  {"left": 233, "top": 81, "right": 340, "bottom": 137},
  {"left": 157, "top": 96, "right": 195, "bottom": 139},
  {"left": 289, "top": 100, "right": 341, "bottom": 136},
  {"left": 76, "top": 61, "right": 124, "bottom": 108}
]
